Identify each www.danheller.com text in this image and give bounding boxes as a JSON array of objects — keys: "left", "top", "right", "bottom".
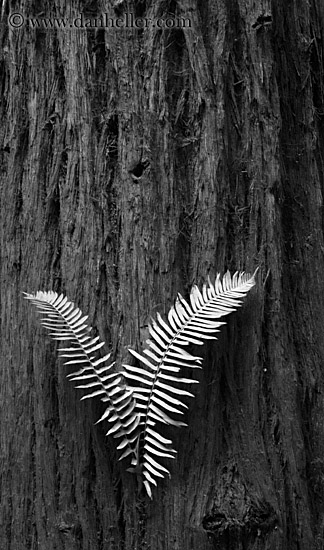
[{"left": 8, "top": 11, "right": 192, "bottom": 30}]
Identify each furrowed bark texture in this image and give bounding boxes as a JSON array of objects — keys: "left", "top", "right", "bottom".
[{"left": 1, "top": 1, "right": 324, "bottom": 549}]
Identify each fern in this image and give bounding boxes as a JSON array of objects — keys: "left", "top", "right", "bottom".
[
  {"left": 121, "top": 270, "right": 257, "bottom": 497},
  {"left": 23, "top": 291, "right": 140, "bottom": 462},
  {"left": 25, "top": 270, "right": 256, "bottom": 499}
]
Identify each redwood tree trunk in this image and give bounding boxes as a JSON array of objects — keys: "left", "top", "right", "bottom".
[{"left": 1, "top": 1, "right": 324, "bottom": 549}]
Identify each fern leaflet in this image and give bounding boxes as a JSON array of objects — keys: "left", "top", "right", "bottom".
[
  {"left": 122, "top": 270, "right": 256, "bottom": 497},
  {"left": 24, "top": 291, "right": 140, "bottom": 461}
]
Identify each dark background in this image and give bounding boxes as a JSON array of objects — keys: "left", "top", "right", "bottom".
[{"left": 1, "top": 1, "right": 324, "bottom": 549}]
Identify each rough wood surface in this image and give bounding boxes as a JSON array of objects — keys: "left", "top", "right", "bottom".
[{"left": 1, "top": 1, "right": 324, "bottom": 549}]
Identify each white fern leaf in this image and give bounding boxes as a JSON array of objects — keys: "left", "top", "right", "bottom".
[
  {"left": 125, "top": 270, "right": 257, "bottom": 497},
  {"left": 24, "top": 291, "right": 139, "bottom": 461}
]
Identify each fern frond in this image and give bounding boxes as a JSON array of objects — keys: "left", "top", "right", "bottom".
[
  {"left": 124, "top": 270, "right": 256, "bottom": 497},
  {"left": 25, "top": 270, "right": 257, "bottom": 499},
  {"left": 24, "top": 291, "right": 139, "bottom": 460}
]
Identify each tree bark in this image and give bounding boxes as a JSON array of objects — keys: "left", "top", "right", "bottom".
[{"left": 1, "top": 1, "right": 324, "bottom": 549}]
